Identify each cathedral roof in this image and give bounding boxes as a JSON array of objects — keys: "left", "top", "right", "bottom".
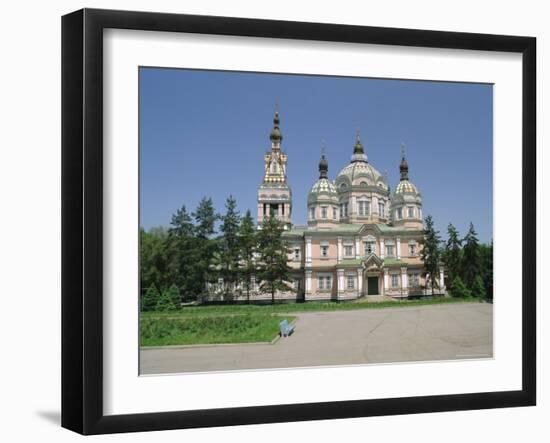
[
  {"left": 336, "top": 161, "right": 387, "bottom": 187},
  {"left": 308, "top": 151, "right": 338, "bottom": 204},
  {"left": 335, "top": 132, "right": 388, "bottom": 190},
  {"left": 308, "top": 178, "right": 338, "bottom": 204},
  {"left": 269, "top": 111, "right": 282, "bottom": 142},
  {"left": 395, "top": 180, "right": 419, "bottom": 195},
  {"left": 393, "top": 144, "right": 421, "bottom": 197}
]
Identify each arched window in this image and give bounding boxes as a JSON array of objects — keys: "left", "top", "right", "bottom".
[
  {"left": 378, "top": 201, "right": 385, "bottom": 217},
  {"left": 358, "top": 199, "right": 370, "bottom": 216}
]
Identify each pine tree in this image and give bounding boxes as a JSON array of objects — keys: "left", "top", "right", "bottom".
[
  {"left": 462, "top": 222, "right": 480, "bottom": 289},
  {"left": 140, "top": 227, "right": 171, "bottom": 294},
  {"left": 193, "top": 197, "right": 217, "bottom": 239},
  {"left": 167, "top": 205, "right": 201, "bottom": 301},
  {"left": 444, "top": 223, "right": 462, "bottom": 286},
  {"left": 238, "top": 210, "right": 257, "bottom": 303},
  {"left": 420, "top": 215, "right": 442, "bottom": 296},
  {"left": 169, "top": 205, "right": 194, "bottom": 237},
  {"left": 141, "top": 285, "right": 160, "bottom": 312},
  {"left": 156, "top": 284, "right": 181, "bottom": 311},
  {"left": 256, "top": 211, "right": 293, "bottom": 303},
  {"left": 471, "top": 274, "right": 487, "bottom": 300},
  {"left": 218, "top": 195, "right": 241, "bottom": 298},
  {"left": 479, "top": 241, "right": 494, "bottom": 300},
  {"left": 192, "top": 197, "right": 218, "bottom": 297},
  {"left": 449, "top": 276, "right": 471, "bottom": 298}
]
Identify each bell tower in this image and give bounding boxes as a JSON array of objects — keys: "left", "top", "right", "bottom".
[{"left": 257, "top": 109, "right": 292, "bottom": 229}]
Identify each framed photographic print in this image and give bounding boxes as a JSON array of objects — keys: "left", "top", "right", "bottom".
[{"left": 61, "top": 8, "right": 536, "bottom": 435}]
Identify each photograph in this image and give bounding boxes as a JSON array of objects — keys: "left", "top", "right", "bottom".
[{"left": 138, "top": 67, "right": 494, "bottom": 375}]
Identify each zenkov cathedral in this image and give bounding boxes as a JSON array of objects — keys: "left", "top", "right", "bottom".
[{"left": 255, "top": 111, "right": 445, "bottom": 301}]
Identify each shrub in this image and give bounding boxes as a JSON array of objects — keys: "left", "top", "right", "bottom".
[
  {"left": 450, "top": 276, "right": 471, "bottom": 298},
  {"left": 141, "top": 285, "right": 160, "bottom": 312},
  {"left": 156, "top": 284, "right": 181, "bottom": 311},
  {"left": 471, "top": 274, "right": 487, "bottom": 299}
]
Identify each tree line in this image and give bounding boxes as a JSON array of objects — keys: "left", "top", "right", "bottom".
[
  {"left": 141, "top": 199, "right": 493, "bottom": 310},
  {"left": 421, "top": 215, "right": 493, "bottom": 300},
  {"left": 140, "top": 196, "right": 293, "bottom": 311}
]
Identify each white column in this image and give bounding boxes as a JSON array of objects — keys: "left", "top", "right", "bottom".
[
  {"left": 357, "top": 268, "right": 363, "bottom": 296},
  {"left": 372, "top": 196, "right": 378, "bottom": 215},
  {"left": 338, "top": 269, "right": 345, "bottom": 298},
  {"left": 337, "top": 237, "right": 343, "bottom": 263},
  {"left": 396, "top": 237, "right": 401, "bottom": 259},
  {"left": 355, "top": 237, "right": 361, "bottom": 259},
  {"left": 401, "top": 267, "right": 408, "bottom": 296},
  {"left": 383, "top": 269, "right": 389, "bottom": 295},
  {"left": 305, "top": 237, "right": 312, "bottom": 266},
  {"left": 352, "top": 195, "right": 357, "bottom": 215},
  {"left": 380, "top": 238, "right": 385, "bottom": 259},
  {"left": 305, "top": 270, "right": 312, "bottom": 295},
  {"left": 439, "top": 267, "right": 445, "bottom": 291}
]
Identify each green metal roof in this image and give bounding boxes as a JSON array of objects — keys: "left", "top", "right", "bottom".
[
  {"left": 282, "top": 223, "right": 423, "bottom": 238},
  {"left": 338, "top": 259, "right": 363, "bottom": 266},
  {"left": 384, "top": 258, "right": 405, "bottom": 266}
]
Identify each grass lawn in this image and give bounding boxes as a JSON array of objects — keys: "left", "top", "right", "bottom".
[
  {"left": 140, "top": 314, "right": 295, "bottom": 346},
  {"left": 142, "top": 296, "right": 480, "bottom": 319}
]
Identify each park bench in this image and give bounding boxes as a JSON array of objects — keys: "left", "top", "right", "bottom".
[{"left": 279, "top": 319, "right": 295, "bottom": 337}]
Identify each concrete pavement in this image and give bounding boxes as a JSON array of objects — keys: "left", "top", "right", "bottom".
[{"left": 140, "top": 302, "right": 493, "bottom": 374}]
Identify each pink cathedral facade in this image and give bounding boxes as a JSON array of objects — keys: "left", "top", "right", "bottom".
[{"left": 256, "top": 111, "right": 445, "bottom": 301}]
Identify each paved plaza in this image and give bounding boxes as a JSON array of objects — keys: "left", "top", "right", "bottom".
[{"left": 140, "top": 302, "right": 493, "bottom": 375}]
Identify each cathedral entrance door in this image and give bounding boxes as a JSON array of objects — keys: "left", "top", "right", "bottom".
[{"left": 367, "top": 277, "right": 379, "bottom": 295}]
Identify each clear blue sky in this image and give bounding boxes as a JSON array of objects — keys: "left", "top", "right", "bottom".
[{"left": 139, "top": 67, "right": 493, "bottom": 243}]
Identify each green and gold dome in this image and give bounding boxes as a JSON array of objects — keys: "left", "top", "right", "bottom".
[
  {"left": 335, "top": 133, "right": 389, "bottom": 191},
  {"left": 308, "top": 153, "right": 338, "bottom": 204}
]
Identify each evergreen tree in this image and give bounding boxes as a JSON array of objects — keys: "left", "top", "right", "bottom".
[
  {"left": 167, "top": 205, "right": 201, "bottom": 301},
  {"left": 462, "top": 222, "right": 480, "bottom": 289},
  {"left": 444, "top": 223, "right": 462, "bottom": 286},
  {"left": 193, "top": 197, "right": 217, "bottom": 239},
  {"left": 238, "top": 210, "right": 258, "bottom": 303},
  {"left": 471, "top": 274, "right": 487, "bottom": 300},
  {"left": 479, "top": 241, "right": 494, "bottom": 300},
  {"left": 218, "top": 195, "right": 241, "bottom": 298},
  {"left": 420, "top": 215, "right": 442, "bottom": 296},
  {"left": 140, "top": 227, "right": 170, "bottom": 294},
  {"left": 449, "top": 276, "right": 471, "bottom": 298},
  {"left": 256, "top": 212, "right": 293, "bottom": 303},
  {"left": 141, "top": 284, "right": 160, "bottom": 312},
  {"left": 156, "top": 284, "right": 181, "bottom": 311},
  {"left": 169, "top": 205, "right": 194, "bottom": 237},
  {"left": 192, "top": 197, "right": 218, "bottom": 298}
]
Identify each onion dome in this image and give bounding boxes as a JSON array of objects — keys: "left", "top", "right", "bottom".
[
  {"left": 351, "top": 130, "right": 368, "bottom": 163},
  {"left": 395, "top": 180, "right": 418, "bottom": 194},
  {"left": 335, "top": 131, "right": 389, "bottom": 191},
  {"left": 319, "top": 151, "right": 328, "bottom": 179},
  {"left": 394, "top": 144, "right": 420, "bottom": 196},
  {"left": 269, "top": 111, "right": 283, "bottom": 142},
  {"left": 308, "top": 152, "right": 338, "bottom": 204}
]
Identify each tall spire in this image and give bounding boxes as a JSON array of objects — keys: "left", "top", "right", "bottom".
[
  {"left": 351, "top": 129, "right": 368, "bottom": 163},
  {"left": 319, "top": 145, "right": 328, "bottom": 179},
  {"left": 399, "top": 142, "right": 409, "bottom": 181},
  {"left": 269, "top": 106, "right": 283, "bottom": 145}
]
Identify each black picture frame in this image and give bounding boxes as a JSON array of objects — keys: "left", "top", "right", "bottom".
[{"left": 61, "top": 8, "right": 536, "bottom": 435}]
